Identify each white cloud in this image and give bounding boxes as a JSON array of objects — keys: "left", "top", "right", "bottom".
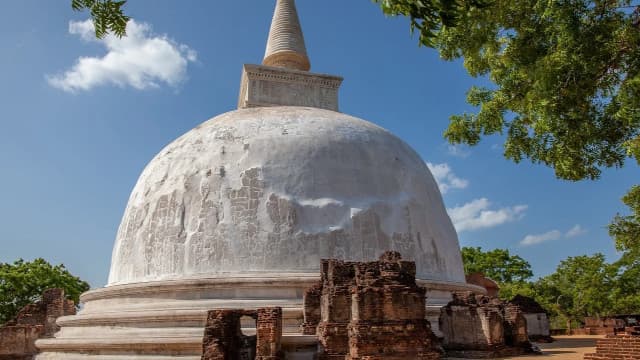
[
  {"left": 447, "top": 144, "right": 471, "bottom": 158},
  {"left": 447, "top": 198, "right": 527, "bottom": 233},
  {"left": 520, "top": 230, "right": 563, "bottom": 246},
  {"left": 48, "top": 19, "right": 197, "bottom": 92},
  {"left": 566, "top": 224, "right": 587, "bottom": 238},
  {"left": 520, "top": 224, "right": 587, "bottom": 246},
  {"left": 427, "top": 162, "right": 469, "bottom": 194}
]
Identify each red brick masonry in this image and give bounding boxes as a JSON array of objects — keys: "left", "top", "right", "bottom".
[
  {"left": 312, "top": 251, "right": 441, "bottom": 360},
  {"left": 584, "top": 328, "right": 640, "bottom": 360},
  {"left": 201, "top": 307, "right": 283, "bottom": 360},
  {"left": 439, "top": 292, "right": 534, "bottom": 358},
  {"left": 0, "top": 288, "right": 76, "bottom": 360}
]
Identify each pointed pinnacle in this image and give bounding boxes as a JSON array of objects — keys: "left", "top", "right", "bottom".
[{"left": 263, "top": 0, "right": 311, "bottom": 71}]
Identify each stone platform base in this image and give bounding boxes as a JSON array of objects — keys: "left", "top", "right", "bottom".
[{"left": 36, "top": 274, "right": 482, "bottom": 359}]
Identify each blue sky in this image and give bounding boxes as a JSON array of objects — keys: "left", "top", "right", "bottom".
[{"left": 1, "top": 0, "right": 637, "bottom": 287}]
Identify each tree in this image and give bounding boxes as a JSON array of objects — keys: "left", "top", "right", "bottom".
[
  {"left": 0, "top": 258, "right": 90, "bottom": 325},
  {"left": 374, "top": 0, "right": 490, "bottom": 46},
  {"left": 71, "top": 0, "right": 129, "bottom": 38},
  {"left": 609, "top": 185, "right": 640, "bottom": 257},
  {"left": 383, "top": 0, "right": 640, "bottom": 182},
  {"left": 537, "top": 254, "right": 616, "bottom": 324},
  {"left": 461, "top": 246, "right": 533, "bottom": 283},
  {"left": 607, "top": 186, "right": 640, "bottom": 314}
]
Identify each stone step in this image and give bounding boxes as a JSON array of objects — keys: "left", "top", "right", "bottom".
[
  {"left": 57, "top": 307, "right": 304, "bottom": 328},
  {"left": 82, "top": 298, "right": 303, "bottom": 313},
  {"left": 55, "top": 325, "right": 306, "bottom": 339},
  {"left": 36, "top": 334, "right": 318, "bottom": 357},
  {"left": 36, "top": 354, "right": 199, "bottom": 360}
]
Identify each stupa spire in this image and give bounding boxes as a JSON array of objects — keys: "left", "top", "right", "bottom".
[{"left": 263, "top": 0, "right": 311, "bottom": 71}]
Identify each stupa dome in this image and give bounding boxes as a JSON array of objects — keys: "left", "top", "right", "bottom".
[{"left": 108, "top": 106, "right": 465, "bottom": 285}]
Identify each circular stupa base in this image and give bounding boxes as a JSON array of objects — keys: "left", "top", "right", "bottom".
[{"left": 36, "top": 274, "right": 483, "bottom": 359}]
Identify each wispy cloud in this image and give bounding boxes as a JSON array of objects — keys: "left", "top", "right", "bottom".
[
  {"left": 566, "top": 224, "right": 587, "bottom": 238},
  {"left": 520, "top": 224, "right": 587, "bottom": 246},
  {"left": 47, "top": 19, "right": 197, "bottom": 92},
  {"left": 520, "top": 230, "right": 563, "bottom": 246},
  {"left": 447, "top": 198, "right": 527, "bottom": 233},
  {"left": 427, "top": 162, "right": 469, "bottom": 194},
  {"left": 447, "top": 144, "right": 471, "bottom": 158}
]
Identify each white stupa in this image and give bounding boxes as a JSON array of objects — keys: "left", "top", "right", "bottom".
[{"left": 37, "top": 1, "right": 483, "bottom": 358}]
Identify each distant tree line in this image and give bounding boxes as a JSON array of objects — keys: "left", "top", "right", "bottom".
[{"left": 462, "top": 246, "right": 640, "bottom": 329}]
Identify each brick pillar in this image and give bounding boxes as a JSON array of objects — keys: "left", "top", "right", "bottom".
[
  {"left": 301, "top": 283, "right": 322, "bottom": 335},
  {"left": 201, "top": 309, "right": 256, "bottom": 360},
  {"left": 503, "top": 304, "right": 530, "bottom": 348},
  {"left": 256, "top": 307, "right": 283, "bottom": 360},
  {"left": 317, "top": 259, "right": 356, "bottom": 359},
  {"left": 63, "top": 299, "right": 77, "bottom": 316},
  {"left": 42, "top": 288, "right": 65, "bottom": 337}
]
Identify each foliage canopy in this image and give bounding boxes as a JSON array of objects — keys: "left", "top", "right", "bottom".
[
  {"left": 374, "top": 0, "right": 490, "bottom": 46},
  {"left": 461, "top": 246, "right": 533, "bottom": 283},
  {"left": 609, "top": 185, "right": 640, "bottom": 257},
  {"left": 0, "top": 258, "right": 90, "bottom": 325},
  {"left": 384, "top": 0, "right": 640, "bottom": 182},
  {"left": 71, "top": 0, "right": 129, "bottom": 38}
]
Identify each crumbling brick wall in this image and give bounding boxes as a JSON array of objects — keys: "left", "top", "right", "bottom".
[
  {"left": 507, "top": 295, "right": 552, "bottom": 342},
  {"left": 301, "top": 283, "right": 322, "bottom": 335},
  {"left": 440, "top": 293, "right": 505, "bottom": 352},
  {"left": 201, "top": 309, "right": 256, "bottom": 360},
  {"left": 439, "top": 292, "right": 533, "bottom": 358},
  {"left": 256, "top": 307, "right": 283, "bottom": 360},
  {"left": 466, "top": 273, "right": 500, "bottom": 298},
  {"left": 503, "top": 303, "right": 529, "bottom": 347},
  {"left": 315, "top": 257, "right": 356, "bottom": 358},
  {"left": 313, "top": 251, "right": 440, "bottom": 360},
  {"left": 583, "top": 332, "right": 640, "bottom": 360},
  {"left": 0, "top": 288, "right": 76, "bottom": 360},
  {"left": 580, "top": 316, "right": 628, "bottom": 336},
  {"left": 201, "top": 307, "right": 283, "bottom": 360}
]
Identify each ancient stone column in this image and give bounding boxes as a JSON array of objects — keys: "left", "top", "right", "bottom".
[{"left": 256, "top": 307, "right": 283, "bottom": 360}]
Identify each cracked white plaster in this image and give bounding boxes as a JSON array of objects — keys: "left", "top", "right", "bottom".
[{"left": 108, "top": 107, "right": 465, "bottom": 285}]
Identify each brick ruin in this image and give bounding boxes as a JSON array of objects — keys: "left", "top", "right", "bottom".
[
  {"left": 503, "top": 302, "right": 530, "bottom": 348},
  {"left": 0, "top": 288, "right": 76, "bottom": 360},
  {"left": 201, "top": 307, "right": 283, "bottom": 360},
  {"left": 465, "top": 273, "right": 500, "bottom": 298},
  {"left": 201, "top": 253, "right": 552, "bottom": 359},
  {"left": 439, "top": 292, "right": 534, "bottom": 358},
  {"left": 301, "top": 283, "right": 322, "bottom": 336},
  {"left": 583, "top": 326, "right": 640, "bottom": 360},
  {"left": 305, "top": 251, "right": 441, "bottom": 360},
  {"left": 573, "top": 316, "right": 634, "bottom": 336},
  {"left": 508, "top": 294, "right": 552, "bottom": 342}
]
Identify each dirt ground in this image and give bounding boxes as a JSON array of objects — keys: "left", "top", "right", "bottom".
[{"left": 445, "top": 335, "right": 602, "bottom": 360}]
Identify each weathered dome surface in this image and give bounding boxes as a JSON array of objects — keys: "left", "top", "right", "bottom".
[{"left": 108, "top": 106, "right": 465, "bottom": 285}]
